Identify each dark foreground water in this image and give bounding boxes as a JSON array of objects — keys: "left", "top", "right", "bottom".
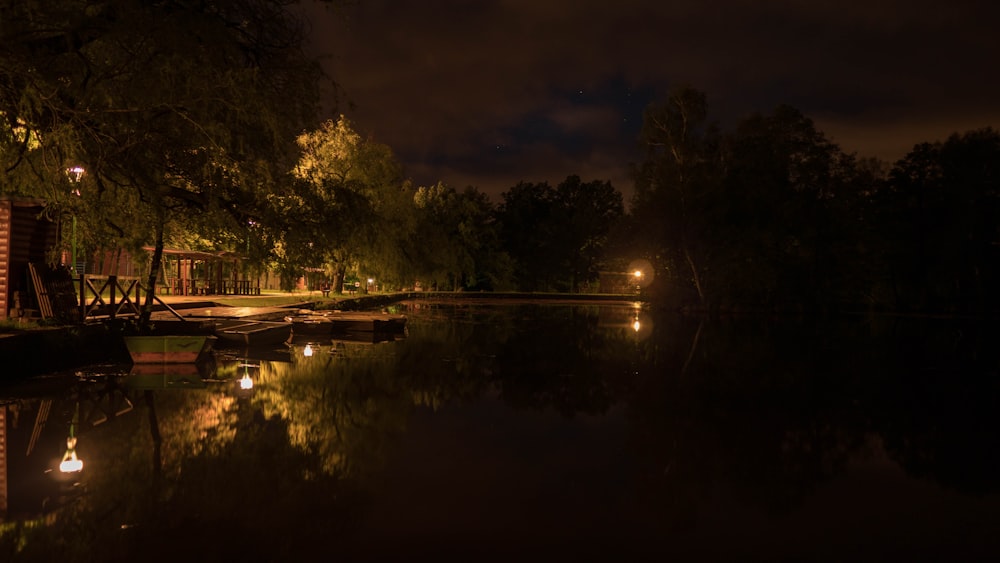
[{"left": 1, "top": 300, "right": 998, "bottom": 562}]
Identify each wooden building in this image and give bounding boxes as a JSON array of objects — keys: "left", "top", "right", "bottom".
[{"left": 0, "top": 197, "right": 59, "bottom": 320}]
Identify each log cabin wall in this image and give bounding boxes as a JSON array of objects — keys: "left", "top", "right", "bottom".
[
  {"left": 0, "top": 200, "right": 10, "bottom": 319},
  {"left": 0, "top": 197, "right": 58, "bottom": 319}
]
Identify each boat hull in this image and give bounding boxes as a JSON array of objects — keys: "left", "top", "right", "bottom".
[
  {"left": 214, "top": 320, "right": 293, "bottom": 347},
  {"left": 286, "top": 311, "right": 407, "bottom": 334},
  {"left": 124, "top": 335, "right": 216, "bottom": 364}
]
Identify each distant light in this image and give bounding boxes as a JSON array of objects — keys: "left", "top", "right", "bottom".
[
  {"left": 633, "top": 270, "right": 642, "bottom": 278},
  {"left": 239, "top": 373, "right": 253, "bottom": 390},
  {"left": 303, "top": 344, "right": 314, "bottom": 357},
  {"left": 66, "top": 166, "right": 85, "bottom": 182},
  {"left": 633, "top": 319, "right": 641, "bottom": 332}
]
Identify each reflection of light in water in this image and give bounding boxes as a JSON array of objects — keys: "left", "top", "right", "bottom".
[
  {"left": 239, "top": 361, "right": 256, "bottom": 390},
  {"left": 303, "top": 344, "right": 314, "bottom": 357},
  {"left": 59, "top": 436, "right": 83, "bottom": 473}
]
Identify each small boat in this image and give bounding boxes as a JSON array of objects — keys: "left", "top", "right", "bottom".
[
  {"left": 124, "top": 335, "right": 217, "bottom": 364},
  {"left": 214, "top": 320, "right": 293, "bottom": 347},
  {"left": 284, "top": 314, "right": 335, "bottom": 336},
  {"left": 289, "top": 310, "right": 407, "bottom": 334}
]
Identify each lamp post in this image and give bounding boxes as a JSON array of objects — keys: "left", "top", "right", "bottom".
[{"left": 66, "top": 166, "right": 85, "bottom": 274}]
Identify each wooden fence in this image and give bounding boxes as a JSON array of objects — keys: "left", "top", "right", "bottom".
[
  {"left": 77, "top": 274, "right": 143, "bottom": 320},
  {"left": 24, "top": 263, "right": 171, "bottom": 322}
]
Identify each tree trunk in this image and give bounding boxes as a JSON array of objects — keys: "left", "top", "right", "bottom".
[
  {"left": 139, "top": 211, "right": 165, "bottom": 330},
  {"left": 332, "top": 265, "right": 346, "bottom": 295},
  {"left": 145, "top": 390, "right": 162, "bottom": 479},
  {"left": 684, "top": 246, "right": 705, "bottom": 306}
]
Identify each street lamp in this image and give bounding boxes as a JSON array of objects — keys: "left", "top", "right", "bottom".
[{"left": 66, "top": 166, "right": 85, "bottom": 274}]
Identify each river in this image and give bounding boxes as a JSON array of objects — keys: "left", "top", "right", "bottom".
[{"left": 1, "top": 300, "right": 998, "bottom": 561}]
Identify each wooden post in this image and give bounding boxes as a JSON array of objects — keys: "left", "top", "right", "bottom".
[
  {"left": 78, "top": 273, "right": 86, "bottom": 321},
  {"left": 108, "top": 275, "right": 117, "bottom": 319}
]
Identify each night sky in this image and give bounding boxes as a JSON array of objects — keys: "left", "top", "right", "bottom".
[{"left": 300, "top": 0, "right": 1000, "bottom": 203}]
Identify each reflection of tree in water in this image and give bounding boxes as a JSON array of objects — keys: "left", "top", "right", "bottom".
[
  {"left": 866, "top": 318, "right": 1000, "bottom": 496},
  {"left": 4, "top": 307, "right": 998, "bottom": 560},
  {"left": 250, "top": 315, "right": 496, "bottom": 478},
  {"left": 490, "top": 304, "right": 630, "bottom": 417},
  {"left": 623, "top": 312, "right": 1000, "bottom": 523}
]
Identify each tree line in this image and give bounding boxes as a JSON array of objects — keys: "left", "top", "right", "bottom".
[
  {"left": 2, "top": 2, "right": 998, "bottom": 318},
  {"left": 631, "top": 87, "right": 1000, "bottom": 316}
]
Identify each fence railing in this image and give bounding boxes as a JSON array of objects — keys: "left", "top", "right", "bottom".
[{"left": 77, "top": 274, "right": 143, "bottom": 320}]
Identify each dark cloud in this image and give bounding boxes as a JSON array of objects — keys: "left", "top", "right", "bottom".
[{"left": 300, "top": 0, "right": 1000, "bottom": 202}]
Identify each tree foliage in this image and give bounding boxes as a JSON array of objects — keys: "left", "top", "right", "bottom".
[
  {"left": 0, "top": 0, "right": 334, "bottom": 320},
  {"left": 412, "top": 183, "right": 511, "bottom": 291},
  {"left": 497, "top": 175, "right": 623, "bottom": 292},
  {"left": 631, "top": 85, "right": 723, "bottom": 305},
  {"left": 280, "top": 115, "right": 406, "bottom": 292},
  {"left": 630, "top": 86, "right": 1000, "bottom": 315},
  {"left": 874, "top": 128, "right": 1000, "bottom": 313}
]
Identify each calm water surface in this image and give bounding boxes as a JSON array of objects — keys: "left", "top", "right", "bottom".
[{"left": 1, "top": 300, "right": 998, "bottom": 562}]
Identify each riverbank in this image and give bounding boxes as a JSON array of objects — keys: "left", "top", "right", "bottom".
[{"left": 0, "top": 291, "right": 643, "bottom": 380}]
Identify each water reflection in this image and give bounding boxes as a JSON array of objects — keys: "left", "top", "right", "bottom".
[{"left": 0, "top": 304, "right": 998, "bottom": 561}]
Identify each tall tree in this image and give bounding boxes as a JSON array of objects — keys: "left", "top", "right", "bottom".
[
  {"left": 288, "top": 115, "right": 405, "bottom": 292},
  {"left": 412, "top": 183, "right": 510, "bottom": 291},
  {"left": 498, "top": 176, "right": 623, "bottom": 291},
  {"left": 497, "top": 181, "right": 559, "bottom": 291},
  {"left": 632, "top": 85, "right": 722, "bottom": 306},
  {"left": 720, "top": 105, "right": 853, "bottom": 310},
  {"left": 878, "top": 128, "right": 1000, "bottom": 314},
  {"left": 552, "top": 175, "right": 624, "bottom": 291}
]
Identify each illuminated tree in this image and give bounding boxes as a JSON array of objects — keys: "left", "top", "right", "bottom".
[{"left": 284, "top": 115, "right": 406, "bottom": 292}]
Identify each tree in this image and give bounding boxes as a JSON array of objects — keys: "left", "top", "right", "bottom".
[
  {"left": 0, "top": 0, "right": 335, "bottom": 326},
  {"left": 632, "top": 89, "right": 872, "bottom": 312},
  {"left": 553, "top": 175, "right": 624, "bottom": 291},
  {"left": 877, "top": 128, "right": 1000, "bottom": 314},
  {"left": 497, "top": 176, "right": 623, "bottom": 292},
  {"left": 497, "top": 181, "right": 560, "bottom": 291},
  {"left": 632, "top": 85, "right": 723, "bottom": 306},
  {"left": 719, "top": 105, "right": 855, "bottom": 310},
  {"left": 286, "top": 115, "right": 406, "bottom": 293},
  {"left": 412, "top": 183, "right": 511, "bottom": 291}
]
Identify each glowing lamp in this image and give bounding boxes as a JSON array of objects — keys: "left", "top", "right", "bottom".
[
  {"left": 59, "top": 436, "right": 83, "bottom": 473},
  {"left": 303, "top": 344, "right": 314, "bottom": 357}
]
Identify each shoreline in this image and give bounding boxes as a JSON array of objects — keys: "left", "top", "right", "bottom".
[{"left": 1, "top": 291, "right": 644, "bottom": 380}]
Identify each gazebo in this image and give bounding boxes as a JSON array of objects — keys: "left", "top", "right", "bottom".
[{"left": 145, "top": 247, "right": 259, "bottom": 296}]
